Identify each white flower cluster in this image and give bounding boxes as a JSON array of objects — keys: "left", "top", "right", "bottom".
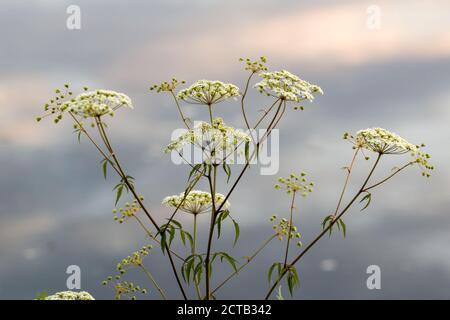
[
  {"left": 255, "top": 70, "right": 323, "bottom": 102},
  {"left": 345, "top": 128, "right": 434, "bottom": 177},
  {"left": 45, "top": 291, "right": 95, "bottom": 300},
  {"left": 162, "top": 190, "right": 230, "bottom": 215},
  {"left": 177, "top": 80, "right": 240, "bottom": 105},
  {"left": 62, "top": 89, "right": 133, "bottom": 118},
  {"left": 165, "top": 118, "right": 252, "bottom": 164},
  {"left": 348, "top": 128, "right": 418, "bottom": 154},
  {"left": 274, "top": 172, "right": 314, "bottom": 196}
]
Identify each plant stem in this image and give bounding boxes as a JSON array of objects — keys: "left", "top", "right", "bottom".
[
  {"left": 283, "top": 191, "right": 296, "bottom": 267},
  {"left": 205, "top": 164, "right": 218, "bottom": 300},
  {"left": 214, "top": 100, "right": 284, "bottom": 216},
  {"left": 192, "top": 214, "right": 202, "bottom": 299},
  {"left": 95, "top": 117, "right": 188, "bottom": 300},
  {"left": 208, "top": 104, "right": 213, "bottom": 124},
  {"left": 333, "top": 148, "right": 360, "bottom": 216},
  {"left": 140, "top": 265, "right": 167, "bottom": 300},
  {"left": 170, "top": 90, "right": 191, "bottom": 130},
  {"left": 363, "top": 162, "right": 412, "bottom": 192},
  {"left": 211, "top": 234, "right": 276, "bottom": 295},
  {"left": 241, "top": 72, "right": 255, "bottom": 131},
  {"left": 133, "top": 215, "right": 184, "bottom": 261},
  {"left": 264, "top": 153, "right": 383, "bottom": 299}
]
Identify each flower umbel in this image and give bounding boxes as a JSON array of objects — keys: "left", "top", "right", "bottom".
[
  {"left": 344, "top": 128, "right": 434, "bottom": 177},
  {"left": 177, "top": 80, "right": 240, "bottom": 105},
  {"left": 270, "top": 215, "right": 301, "bottom": 243},
  {"left": 44, "top": 291, "right": 95, "bottom": 300},
  {"left": 274, "top": 172, "right": 315, "bottom": 196},
  {"left": 349, "top": 128, "right": 418, "bottom": 154},
  {"left": 239, "top": 56, "right": 268, "bottom": 73},
  {"left": 150, "top": 78, "right": 186, "bottom": 93},
  {"left": 164, "top": 117, "right": 252, "bottom": 164},
  {"left": 162, "top": 190, "right": 230, "bottom": 215},
  {"left": 255, "top": 70, "right": 323, "bottom": 102},
  {"left": 64, "top": 89, "right": 133, "bottom": 118},
  {"left": 37, "top": 85, "right": 133, "bottom": 124}
]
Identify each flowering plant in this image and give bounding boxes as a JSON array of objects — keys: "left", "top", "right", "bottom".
[{"left": 37, "top": 57, "right": 433, "bottom": 300}]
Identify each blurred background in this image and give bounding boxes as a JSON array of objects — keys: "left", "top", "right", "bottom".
[{"left": 0, "top": 0, "right": 449, "bottom": 299}]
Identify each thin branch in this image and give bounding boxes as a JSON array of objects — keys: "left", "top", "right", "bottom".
[
  {"left": 364, "top": 162, "right": 412, "bottom": 192},
  {"left": 211, "top": 234, "right": 276, "bottom": 295},
  {"left": 264, "top": 153, "right": 383, "bottom": 299}
]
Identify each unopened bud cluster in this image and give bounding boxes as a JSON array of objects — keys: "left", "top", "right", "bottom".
[
  {"left": 270, "top": 215, "right": 301, "bottom": 245},
  {"left": 274, "top": 172, "right": 314, "bottom": 196}
]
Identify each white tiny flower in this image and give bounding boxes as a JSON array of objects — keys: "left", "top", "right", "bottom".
[
  {"left": 63, "top": 89, "right": 133, "bottom": 117},
  {"left": 44, "top": 291, "right": 95, "bottom": 300},
  {"left": 162, "top": 190, "right": 230, "bottom": 215},
  {"left": 344, "top": 128, "right": 434, "bottom": 177},
  {"left": 354, "top": 128, "right": 418, "bottom": 154},
  {"left": 255, "top": 70, "right": 323, "bottom": 102},
  {"left": 177, "top": 80, "right": 240, "bottom": 105},
  {"left": 165, "top": 117, "right": 252, "bottom": 165}
]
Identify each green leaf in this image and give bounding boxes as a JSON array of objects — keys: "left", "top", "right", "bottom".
[
  {"left": 231, "top": 218, "right": 240, "bottom": 247},
  {"left": 222, "top": 163, "right": 232, "bottom": 183},
  {"left": 184, "top": 232, "right": 194, "bottom": 252},
  {"left": 102, "top": 159, "right": 108, "bottom": 179},
  {"left": 160, "top": 232, "right": 167, "bottom": 255},
  {"left": 35, "top": 291, "right": 48, "bottom": 300},
  {"left": 268, "top": 262, "right": 281, "bottom": 285},
  {"left": 339, "top": 219, "right": 347, "bottom": 238},
  {"left": 245, "top": 140, "right": 250, "bottom": 162},
  {"left": 276, "top": 286, "right": 284, "bottom": 300},
  {"left": 360, "top": 193, "right": 372, "bottom": 211},
  {"left": 188, "top": 164, "right": 202, "bottom": 182},
  {"left": 221, "top": 253, "right": 238, "bottom": 272},
  {"left": 286, "top": 267, "right": 300, "bottom": 296},
  {"left": 215, "top": 210, "right": 229, "bottom": 238},
  {"left": 180, "top": 230, "right": 186, "bottom": 247},
  {"left": 115, "top": 185, "right": 123, "bottom": 206}
]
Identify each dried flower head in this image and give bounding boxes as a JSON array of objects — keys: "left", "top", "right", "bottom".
[
  {"left": 344, "top": 128, "right": 434, "bottom": 177},
  {"left": 44, "top": 291, "right": 95, "bottom": 300},
  {"left": 162, "top": 190, "right": 230, "bottom": 215},
  {"left": 239, "top": 56, "right": 268, "bottom": 73},
  {"left": 255, "top": 70, "right": 323, "bottom": 102},
  {"left": 150, "top": 78, "right": 186, "bottom": 92},
  {"left": 274, "top": 172, "right": 315, "bottom": 196},
  {"left": 164, "top": 117, "right": 252, "bottom": 164},
  {"left": 177, "top": 80, "right": 240, "bottom": 105}
]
